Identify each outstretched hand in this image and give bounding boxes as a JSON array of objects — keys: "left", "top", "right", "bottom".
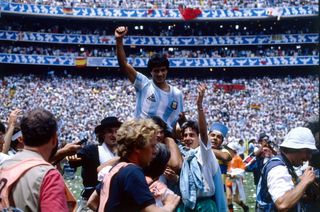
[
  {"left": 115, "top": 26, "right": 128, "bottom": 39},
  {"left": 8, "top": 109, "right": 22, "bottom": 126},
  {"left": 196, "top": 84, "right": 206, "bottom": 107}
]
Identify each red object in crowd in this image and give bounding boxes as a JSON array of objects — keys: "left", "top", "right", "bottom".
[{"left": 178, "top": 5, "right": 202, "bottom": 21}]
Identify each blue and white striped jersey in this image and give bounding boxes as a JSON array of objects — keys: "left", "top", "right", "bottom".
[{"left": 134, "top": 72, "right": 184, "bottom": 131}]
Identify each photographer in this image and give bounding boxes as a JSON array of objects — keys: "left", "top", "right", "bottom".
[
  {"left": 256, "top": 127, "right": 317, "bottom": 211},
  {"left": 251, "top": 133, "right": 277, "bottom": 187},
  {"left": 305, "top": 117, "right": 320, "bottom": 212}
]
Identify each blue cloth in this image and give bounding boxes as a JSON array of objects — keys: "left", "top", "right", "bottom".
[
  {"left": 209, "top": 123, "right": 228, "bottom": 138},
  {"left": 180, "top": 149, "right": 205, "bottom": 209},
  {"left": 213, "top": 167, "right": 228, "bottom": 212}
]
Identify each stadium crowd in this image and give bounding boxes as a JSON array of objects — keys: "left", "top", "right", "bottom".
[
  {"left": 0, "top": 74, "right": 318, "bottom": 145},
  {"left": 1, "top": 44, "right": 318, "bottom": 58},
  {"left": 4, "top": 0, "right": 319, "bottom": 9}
]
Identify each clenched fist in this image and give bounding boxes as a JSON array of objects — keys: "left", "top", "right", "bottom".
[{"left": 115, "top": 26, "right": 128, "bottom": 39}]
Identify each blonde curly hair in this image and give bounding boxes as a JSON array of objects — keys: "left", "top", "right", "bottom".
[{"left": 116, "top": 119, "right": 159, "bottom": 159}]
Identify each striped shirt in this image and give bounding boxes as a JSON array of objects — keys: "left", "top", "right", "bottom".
[{"left": 134, "top": 72, "right": 183, "bottom": 131}]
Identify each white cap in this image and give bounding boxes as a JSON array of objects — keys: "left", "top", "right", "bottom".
[
  {"left": 280, "top": 127, "right": 317, "bottom": 150},
  {"left": 227, "top": 142, "right": 239, "bottom": 152}
]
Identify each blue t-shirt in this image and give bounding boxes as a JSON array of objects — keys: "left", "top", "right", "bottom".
[{"left": 105, "top": 164, "right": 155, "bottom": 212}]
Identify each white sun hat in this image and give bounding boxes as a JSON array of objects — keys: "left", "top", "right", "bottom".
[{"left": 280, "top": 127, "right": 317, "bottom": 150}]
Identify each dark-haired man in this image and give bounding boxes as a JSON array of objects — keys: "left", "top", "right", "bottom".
[
  {"left": 177, "top": 85, "right": 227, "bottom": 211},
  {"left": 0, "top": 108, "right": 74, "bottom": 211},
  {"left": 68, "top": 116, "right": 122, "bottom": 211},
  {"left": 115, "top": 26, "right": 184, "bottom": 131}
]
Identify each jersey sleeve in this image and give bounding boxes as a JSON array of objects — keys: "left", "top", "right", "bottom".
[{"left": 133, "top": 72, "right": 149, "bottom": 91}]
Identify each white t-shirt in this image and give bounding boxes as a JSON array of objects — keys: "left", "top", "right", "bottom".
[{"left": 0, "top": 153, "right": 10, "bottom": 165}]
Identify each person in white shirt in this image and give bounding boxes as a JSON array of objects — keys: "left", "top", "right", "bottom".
[{"left": 256, "top": 127, "right": 317, "bottom": 211}]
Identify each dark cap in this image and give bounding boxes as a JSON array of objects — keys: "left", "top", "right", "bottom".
[
  {"left": 258, "top": 132, "right": 269, "bottom": 142},
  {"left": 94, "top": 117, "right": 122, "bottom": 134}
]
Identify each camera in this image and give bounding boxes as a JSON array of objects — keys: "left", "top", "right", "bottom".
[{"left": 314, "top": 169, "right": 320, "bottom": 180}]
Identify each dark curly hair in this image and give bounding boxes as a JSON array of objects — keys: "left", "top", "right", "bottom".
[
  {"left": 147, "top": 54, "right": 169, "bottom": 72},
  {"left": 181, "top": 120, "right": 199, "bottom": 136},
  {"left": 20, "top": 108, "right": 57, "bottom": 147}
]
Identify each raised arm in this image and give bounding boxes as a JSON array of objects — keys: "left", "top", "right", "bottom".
[
  {"left": 115, "top": 26, "right": 137, "bottom": 83},
  {"left": 164, "top": 137, "right": 182, "bottom": 173},
  {"left": 2, "top": 109, "right": 21, "bottom": 154},
  {"left": 196, "top": 84, "right": 208, "bottom": 146}
]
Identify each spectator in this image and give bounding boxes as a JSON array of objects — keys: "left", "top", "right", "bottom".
[
  {"left": 237, "top": 139, "right": 246, "bottom": 160},
  {"left": 225, "top": 142, "right": 249, "bottom": 212}
]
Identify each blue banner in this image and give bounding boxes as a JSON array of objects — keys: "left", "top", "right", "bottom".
[
  {"left": 0, "top": 31, "right": 318, "bottom": 46},
  {"left": 0, "top": 54, "right": 317, "bottom": 67},
  {"left": 0, "top": 3, "right": 318, "bottom": 20}
]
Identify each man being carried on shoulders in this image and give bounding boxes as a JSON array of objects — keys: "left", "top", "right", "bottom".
[{"left": 115, "top": 26, "right": 184, "bottom": 131}]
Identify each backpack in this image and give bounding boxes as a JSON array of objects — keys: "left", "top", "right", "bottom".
[{"left": 0, "top": 158, "right": 76, "bottom": 211}]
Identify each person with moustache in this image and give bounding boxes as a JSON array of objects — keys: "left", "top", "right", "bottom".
[
  {"left": 115, "top": 26, "right": 184, "bottom": 132},
  {"left": 208, "top": 122, "right": 232, "bottom": 192},
  {"left": 68, "top": 116, "right": 122, "bottom": 211},
  {"left": 256, "top": 127, "right": 317, "bottom": 211},
  {"left": 0, "top": 108, "right": 75, "bottom": 211}
]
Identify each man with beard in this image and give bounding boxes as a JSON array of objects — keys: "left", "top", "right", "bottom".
[
  {"left": 115, "top": 26, "right": 184, "bottom": 131},
  {"left": 68, "top": 116, "right": 122, "bottom": 211},
  {"left": 0, "top": 108, "right": 74, "bottom": 211}
]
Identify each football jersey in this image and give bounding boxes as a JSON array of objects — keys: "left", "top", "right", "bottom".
[{"left": 134, "top": 72, "right": 183, "bottom": 131}]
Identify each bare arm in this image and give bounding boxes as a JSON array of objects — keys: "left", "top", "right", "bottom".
[
  {"left": 165, "top": 137, "right": 182, "bottom": 173},
  {"left": 196, "top": 84, "right": 208, "bottom": 146},
  {"left": 115, "top": 26, "right": 137, "bottom": 83},
  {"left": 212, "top": 149, "right": 232, "bottom": 163},
  {"left": 87, "top": 190, "right": 99, "bottom": 211},
  {"left": 274, "top": 167, "right": 315, "bottom": 211},
  {"left": 3, "top": 109, "right": 21, "bottom": 154},
  {"left": 51, "top": 142, "right": 81, "bottom": 165}
]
